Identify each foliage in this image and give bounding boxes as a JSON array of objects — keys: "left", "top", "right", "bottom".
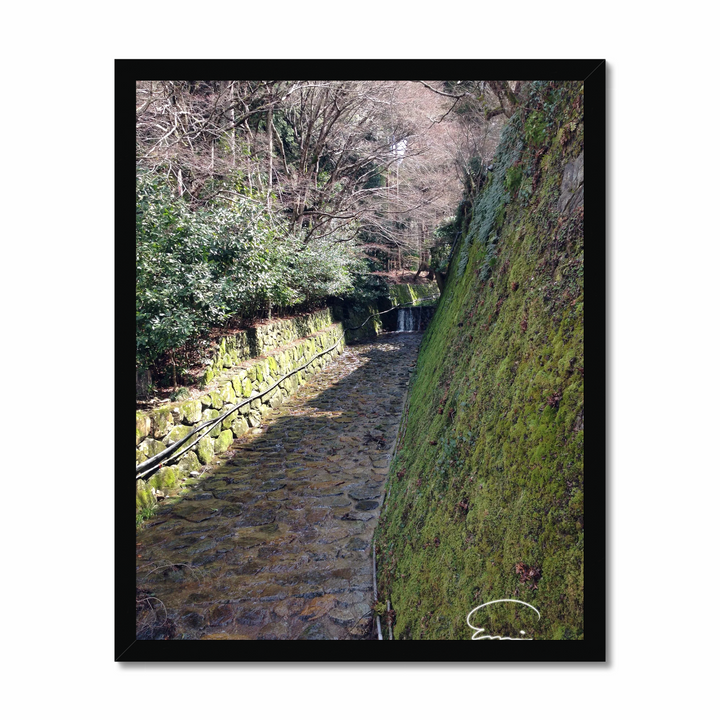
[
  {"left": 136, "top": 171, "right": 359, "bottom": 372},
  {"left": 504, "top": 165, "right": 523, "bottom": 194},
  {"left": 525, "top": 110, "right": 548, "bottom": 147},
  {"left": 135, "top": 504, "right": 156, "bottom": 527},
  {"left": 133, "top": 79, "right": 526, "bottom": 384}
]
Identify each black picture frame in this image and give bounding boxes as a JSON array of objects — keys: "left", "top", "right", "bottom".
[{"left": 117, "top": 59, "right": 605, "bottom": 662}]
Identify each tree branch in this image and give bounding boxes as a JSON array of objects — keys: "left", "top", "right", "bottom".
[{"left": 415, "top": 80, "right": 467, "bottom": 99}]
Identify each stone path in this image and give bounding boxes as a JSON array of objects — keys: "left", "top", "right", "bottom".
[{"left": 136, "top": 332, "right": 423, "bottom": 640}]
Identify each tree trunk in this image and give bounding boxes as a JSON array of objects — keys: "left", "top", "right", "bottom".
[
  {"left": 267, "top": 108, "right": 273, "bottom": 210},
  {"left": 136, "top": 368, "right": 152, "bottom": 399}
]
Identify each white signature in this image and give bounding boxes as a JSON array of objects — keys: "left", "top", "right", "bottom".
[{"left": 466, "top": 599, "right": 541, "bottom": 640}]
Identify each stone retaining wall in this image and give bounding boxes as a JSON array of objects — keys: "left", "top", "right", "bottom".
[
  {"left": 136, "top": 322, "right": 345, "bottom": 513},
  {"left": 389, "top": 282, "right": 439, "bottom": 307},
  {"left": 331, "top": 303, "right": 385, "bottom": 344},
  {"left": 200, "top": 307, "right": 335, "bottom": 386}
]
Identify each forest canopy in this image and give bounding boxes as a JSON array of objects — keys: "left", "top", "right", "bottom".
[{"left": 136, "top": 79, "right": 512, "bottom": 387}]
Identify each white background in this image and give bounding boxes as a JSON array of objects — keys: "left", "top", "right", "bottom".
[{"left": 2, "top": 2, "right": 716, "bottom": 718}]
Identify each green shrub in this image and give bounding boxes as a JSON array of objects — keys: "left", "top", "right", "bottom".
[{"left": 136, "top": 172, "right": 361, "bottom": 373}]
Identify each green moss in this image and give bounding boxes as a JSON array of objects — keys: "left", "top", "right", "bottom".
[
  {"left": 136, "top": 412, "right": 151, "bottom": 445},
  {"left": 150, "top": 466, "right": 177, "bottom": 491},
  {"left": 177, "top": 450, "right": 200, "bottom": 474},
  {"left": 136, "top": 480, "right": 156, "bottom": 512},
  {"left": 200, "top": 408, "right": 221, "bottom": 438},
  {"left": 181, "top": 400, "right": 202, "bottom": 423},
  {"left": 197, "top": 436, "right": 215, "bottom": 465},
  {"left": 505, "top": 165, "right": 523, "bottom": 193},
  {"left": 222, "top": 408, "right": 238, "bottom": 430},
  {"left": 525, "top": 110, "right": 547, "bottom": 147},
  {"left": 214, "top": 429, "right": 234, "bottom": 454},
  {"left": 242, "top": 377, "right": 253, "bottom": 397},
  {"left": 375, "top": 81, "right": 585, "bottom": 641},
  {"left": 218, "top": 382, "right": 235, "bottom": 404},
  {"left": 231, "top": 374, "right": 244, "bottom": 396},
  {"left": 150, "top": 406, "right": 173, "bottom": 438},
  {"left": 164, "top": 425, "right": 190, "bottom": 443},
  {"left": 231, "top": 416, "right": 249, "bottom": 437},
  {"left": 389, "top": 283, "right": 438, "bottom": 307},
  {"left": 137, "top": 437, "right": 166, "bottom": 460},
  {"left": 207, "top": 391, "right": 223, "bottom": 409}
]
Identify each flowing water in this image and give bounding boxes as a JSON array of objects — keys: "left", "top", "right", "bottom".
[
  {"left": 136, "top": 332, "right": 423, "bottom": 640},
  {"left": 397, "top": 306, "right": 435, "bottom": 332}
]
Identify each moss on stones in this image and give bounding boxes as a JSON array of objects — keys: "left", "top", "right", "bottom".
[
  {"left": 389, "top": 282, "right": 438, "bottom": 308},
  {"left": 231, "top": 416, "right": 249, "bottom": 437},
  {"left": 150, "top": 406, "right": 174, "bottom": 438},
  {"left": 180, "top": 400, "right": 203, "bottom": 423},
  {"left": 206, "top": 391, "right": 223, "bottom": 409},
  {"left": 136, "top": 480, "right": 156, "bottom": 511},
  {"left": 222, "top": 408, "right": 238, "bottom": 430},
  {"left": 242, "top": 377, "right": 253, "bottom": 397},
  {"left": 164, "top": 425, "right": 193, "bottom": 445},
  {"left": 137, "top": 437, "right": 166, "bottom": 460},
  {"left": 200, "top": 409, "right": 221, "bottom": 438},
  {"left": 136, "top": 413, "right": 151, "bottom": 446},
  {"left": 150, "top": 466, "right": 177, "bottom": 491},
  {"left": 219, "top": 382, "right": 236, "bottom": 404},
  {"left": 197, "top": 436, "right": 215, "bottom": 465},
  {"left": 177, "top": 450, "right": 200, "bottom": 474},
  {"left": 214, "top": 429, "right": 234, "bottom": 454},
  {"left": 231, "top": 374, "right": 244, "bottom": 396},
  {"left": 134, "top": 311, "right": 352, "bottom": 519}
]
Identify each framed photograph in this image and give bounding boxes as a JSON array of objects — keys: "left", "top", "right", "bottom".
[{"left": 118, "top": 59, "right": 605, "bottom": 661}]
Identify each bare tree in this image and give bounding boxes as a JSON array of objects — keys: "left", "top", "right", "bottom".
[{"left": 136, "top": 79, "right": 518, "bottom": 280}]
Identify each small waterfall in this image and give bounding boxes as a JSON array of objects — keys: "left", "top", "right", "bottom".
[
  {"left": 398, "top": 308, "right": 415, "bottom": 332},
  {"left": 396, "top": 306, "right": 434, "bottom": 332}
]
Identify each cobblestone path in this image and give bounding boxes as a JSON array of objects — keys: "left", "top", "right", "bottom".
[{"left": 136, "top": 332, "right": 423, "bottom": 640}]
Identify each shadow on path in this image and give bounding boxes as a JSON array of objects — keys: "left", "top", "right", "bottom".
[{"left": 136, "top": 333, "right": 423, "bottom": 640}]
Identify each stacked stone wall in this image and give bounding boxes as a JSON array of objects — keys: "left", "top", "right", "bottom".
[
  {"left": 201, "top": 307, "right": 335, "bottom": 386},
  {"left": 136, "top": 322, "right": 344, "bottom": 512}
]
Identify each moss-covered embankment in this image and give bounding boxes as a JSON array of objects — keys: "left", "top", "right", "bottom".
[{"left": 375, "top": 81, "right": 584, "bottom": 640}]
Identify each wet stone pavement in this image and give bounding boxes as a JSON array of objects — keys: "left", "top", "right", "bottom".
[{"left": 136, "top": 332, "right": 423, "bottom": 640}]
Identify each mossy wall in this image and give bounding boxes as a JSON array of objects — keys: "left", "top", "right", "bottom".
[
  {"left": 375, "top": 81, "right": 584, "bottom": 640},
  {"left": 201, "top": 308, "right": 335, "bottom": 386},
  {"left": 389, "top": 282, "right": 439, "bottom": 307},
  {"left": 332, "top": 303, "right": 385, "bottom": 344},
  {"left": 136, "top": 322, "right": 345, "bottom": 514}
]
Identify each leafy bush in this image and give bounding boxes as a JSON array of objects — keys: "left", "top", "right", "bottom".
[{"left": 136, "top": 171, "right": 360, "bottom": 373}]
